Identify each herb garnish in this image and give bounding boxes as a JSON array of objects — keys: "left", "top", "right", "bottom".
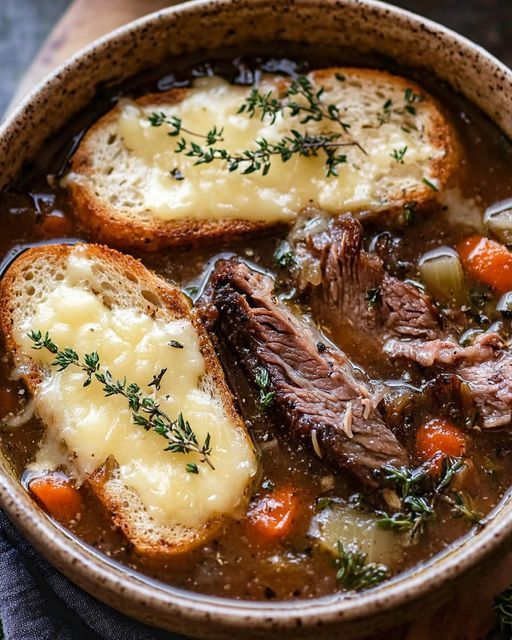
[
  {"left": 148, "top": 112, "right": 224, "bottom": 146},
  {"left": 378, "top": 89, "right": 424, "bottom": 125},
  {"left": 315, "top": 496, "right": 336, "bottom": 511},
  {"left": 149, "top": 75, "right": 368, "bottom": 178},
  {"left": 274, "top": 242, "right": 296, "bottom": 268},
  {"left": 403, "top": 88, "right": 425, "bottom": 114},
  {"left": 422, "top": 177, "right": 439, "bottom": 192},
  {"left": 390, "top": 146, "right": 408, "bottom": 164},
  {"left": 254, "top": 367, "right": 276, "bottom": 409},
  {"left": 173, "top": 129, "right": 350, "bottom": 178},
  {"left": 170, "top": 168, "right": 185, "bottom": 181},
  {"left": 378, "top": 99, "right": 393, "bottom": 125},
  {"left": 186, "top": 463, "right": 199, "bottom": 474},
  {"left": 28, "top": 330, "right": 214, "bottom": 472},
  {"left": 403, "top": 202, "right": 416, "bottom": 226},
  {"left": 334, "top": 541, "right": 389, "bottom": 591},
  {"left": 366, "top": 287, "right": 381, "bottom": 308},
  {"left": 442, "top": 491, "right": 483, "bottom": 523},
  {"left": 375, "top": 457, "right": 475, "bottom": 538}
]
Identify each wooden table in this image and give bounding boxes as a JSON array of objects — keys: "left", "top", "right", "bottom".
[{"left": 8, "top": 1, "right": 512, "bottom": 638}]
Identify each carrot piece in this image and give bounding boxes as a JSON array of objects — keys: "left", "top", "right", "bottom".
[
  {"left": 457, "top": 235, "right": 512, "bottom": 293},
  {"left": 29, "top": 474, "right": 83, "bottom": 523},
  {"left": 415, "top": 418, "right": 467, "bottom": 473},
  {"left": 247, "top": 486, "right": 300, "bottom": 542}
]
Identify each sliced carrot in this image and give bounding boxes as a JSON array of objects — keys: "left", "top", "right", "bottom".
[
  {"left": 457, "top": 235, "right": 512, "bottom": 294},
  {"left": 29, "top": 474, "right": 83, "bottom": 523},
  {"left": 415, "top": 418, "right": 467, "bottom": 473},
  {"left": 247, "top": 486, "right": 300, "bottom": 542}
]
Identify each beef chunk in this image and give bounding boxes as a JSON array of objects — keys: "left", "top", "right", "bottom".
[
  {"left": 384, "top": 332, "right": 503, "bottom": 367},
  {"left": 291, "top": 212, "right": 512, "bottom": 429},
  {"left": 386, "top": 332, "right": 512, "bottom": 427},
  {"left": 458, "top": 352, "right": 512, "bottom": 428},
  {"left": 293, "top": 213, "right": 440, "bottom": 343},
  {"left": 206, "top": 259, "right": 408, "bottom": 488}
]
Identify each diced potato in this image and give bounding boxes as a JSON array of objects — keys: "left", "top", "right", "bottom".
[{"left": 308, "top": 505, "right": 404, "bottom": 567}]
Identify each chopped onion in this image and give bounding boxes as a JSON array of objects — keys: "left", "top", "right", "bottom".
[
  {"left": 497, "top": 292, "right": 512, "bottom": 318},
  {"left": 458, "top": 328, "right": 484, "bottom": 346},
  {"left": 418, "top": 246, "right": 466, "bottom": 305},
  {"left": 482, "top": 412, "right": 512, "bottom": 429},
  {"left": 484, "top": 198, "right": 512, "bottom": 244},
  {"left": 2, "top": 398, "right": 36, "bottom": 428}
]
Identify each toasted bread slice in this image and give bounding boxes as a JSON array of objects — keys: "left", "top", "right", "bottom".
[
  {"left": 0, "top": 243, "right": 257, "bottom": 557},
  {"left": 67, "top": 68, "right": 458, "bottom": 251}
]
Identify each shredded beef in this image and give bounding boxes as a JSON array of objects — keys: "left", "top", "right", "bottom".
[
  {"left": 206, "top": 259, "right": 408, "bottom": 488},
  {"left": 293, "top": 214, "right": 440, "bottom": 343},
  {"left": 292, "top": 213, "right": 512, "bottom": 428}
]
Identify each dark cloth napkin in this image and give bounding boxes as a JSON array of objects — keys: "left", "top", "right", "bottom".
[{"left": 0, "top": 510, "right": 187, "bottom": 640}]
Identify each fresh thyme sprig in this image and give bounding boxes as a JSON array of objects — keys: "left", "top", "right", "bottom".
[
  {"left": 334, "top": 541, "right": 389, "bottom": 591},
  {"left": 378, "top": 88, "right": 425, "bottom": 125},
  {"left": 441, "top": 491, "right": 483, "bottom": 524},
  {"left": 494, "top": 585, "right": 512, "bottom": 634},
  {"left": 375, "top": 457, "right": 475, "bottom": 538},
  {"left": 239, "top": 75, "right": 367, "bottom": 157},
  {"left": 390, "top": 146, "right": 408, "bottom": 163},
  {"left": 173, "top": 129, "right": 350, "bottom": 178},
  {"left": 28, "top": 330, "right": 214, "bottom": 472},
  {"left": 149, "top": 74, "right": 368, "bottom": 178},
  {"left": 254, "top": 367, "right": 276, "bottom": 409},
  {"left": 148, "top": 112, "right": 224, "bottom": 146}
]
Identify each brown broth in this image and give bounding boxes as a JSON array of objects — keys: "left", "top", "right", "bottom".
[{"left": 0, "top": 52, "right": 512, "bottom": 601}]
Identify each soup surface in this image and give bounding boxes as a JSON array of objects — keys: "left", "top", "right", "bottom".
[{"left": 1, "top": 52, "right": 512, "bottom": 601}]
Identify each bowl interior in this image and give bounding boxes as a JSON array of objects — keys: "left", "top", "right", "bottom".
[{"left": 1, "top": 0, "right": 512, "bottom": 637}]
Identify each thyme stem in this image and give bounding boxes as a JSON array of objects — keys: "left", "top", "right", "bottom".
[
  {"left": 28, "top": 330, "right": 214, "bottom": 472},
  {"left": 148, "top": 74, "right": 368, "bottom": 178}
]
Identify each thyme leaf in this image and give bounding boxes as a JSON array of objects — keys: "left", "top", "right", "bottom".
[
  {"left": 422, "top": 177, "right": 439, "bottom": 192},
  {"left": 149, "top": 112, "right": 224, "bottom": 145},
  {"left": 150, "top": 75, "right": 368, "bottom": 178},
  {"left": 174, "top": 130, "right": 350, "bottom": 178},
  {"left": 28, "top": 331, "right": 214, "bottom": 472},
  {"left": 254, "top": 367, "right": 276, "bottom": 409},
  {"left": 376, "top": 457, "right": 470, "bottom": 539},
  {"left": 366, "top": 287, "right": 382, "bottom": 308},
  {"left": 441, "top": 491, "right": 483, "bottom": 524},
  {"left": 334, "top": 541, "right": 389, "bottom": 591},
  {"left": 274, "top": 241, "right": 296, "bottom": 268},
  {"left": 403, "top": 202, "right": 416, "bottom": 226},
  {"left": 390, "top": 145, "right": 408, "bottom": 163}
]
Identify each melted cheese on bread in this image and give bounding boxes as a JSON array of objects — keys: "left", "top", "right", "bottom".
[
  {"left": 17, "top": 249, "right": 257, "bottom": 529},
  {"left": 116, "top": 74, "right": 441, "bottom": 223}
]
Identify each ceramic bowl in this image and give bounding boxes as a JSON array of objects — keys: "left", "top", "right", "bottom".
[{"left": 0, "top": 1, "right": 511, "bottom": 638}]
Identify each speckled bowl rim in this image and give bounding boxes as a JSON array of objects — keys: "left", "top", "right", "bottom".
[{"left": 0, "top": 0, "right": 511, "bottom": 635}]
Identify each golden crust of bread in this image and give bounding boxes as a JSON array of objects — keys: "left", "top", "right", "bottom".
[
  {"left": 0, "top": 243, "right": 254, "bottom": 558},
  {"left": 68, "top": 67, "right": 459, "bottom": 252}
]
